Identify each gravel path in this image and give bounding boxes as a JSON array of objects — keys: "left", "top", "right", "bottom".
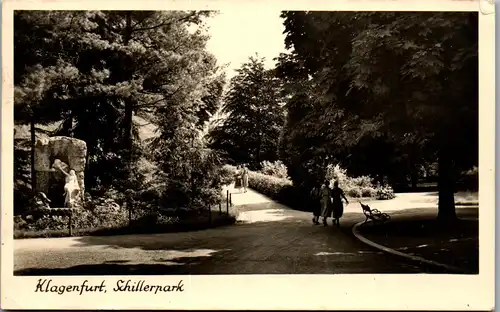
[{"left": 14, "top": 189, "right": 453, "bottom": 275}]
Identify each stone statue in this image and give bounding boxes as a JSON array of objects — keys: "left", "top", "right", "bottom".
[
  {"left": 53, "top": 161, "right": 81, "bottom": 208},
  {"left": 34, "top": 136, "right": 87, "bottom": 207}
]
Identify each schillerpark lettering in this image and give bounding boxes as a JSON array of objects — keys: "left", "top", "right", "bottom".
[
  {"left": 35, "top": 279, "right": 185, "bottom": 295},
  {"left": 113, "top": 279, "right": 185, "bottom": 294}
]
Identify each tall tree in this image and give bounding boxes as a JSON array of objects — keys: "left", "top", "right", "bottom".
[
  {"left": 210, "top": 56, "right": 285, "bottom": 167},
  {"left": 278, "top": 11, "right": 478, "bottom": 219},
  {"left": 14, "top": 10, "right": 221, "bottom": 193}
]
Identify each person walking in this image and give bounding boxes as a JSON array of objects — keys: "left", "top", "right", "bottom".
[
  {"left": 241, "top": 165, "right": 249, "bottom": 193},
  {"left": 310, "top": 181, "right": 321, "bottom": 225},
  {"left": 320, "top": 180, "right": 333, "bottom": 226},
  {"left": 331, "top": 180, "right": 349, "bottom": 227}
]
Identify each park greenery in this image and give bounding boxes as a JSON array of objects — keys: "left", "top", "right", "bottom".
[
  {"left": 223, "top": 162, "right": 394, "bottom": 211},
  {"left": 14, "top": 11, "right": 231, "bottom": 234},
  {"left": 14, "top": 11, "right": 478, "bottom": 235}
]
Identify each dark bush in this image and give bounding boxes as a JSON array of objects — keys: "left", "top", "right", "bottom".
[
  {"left": 14, "top": 139, "right": 32, "bottom": 215},
  {"left": 456, "top": 166, "right": 478, "bottom": 191},
  {"left": 326, "top": 164, "right": 395, "bottom": 200}
]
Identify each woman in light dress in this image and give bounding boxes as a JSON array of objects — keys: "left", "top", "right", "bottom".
[
  {"left": 241, "top": 165, "right": 249, "bottom": 193},
  {"left": 320, "top": 180, "right": 333, "bottom": 226}
]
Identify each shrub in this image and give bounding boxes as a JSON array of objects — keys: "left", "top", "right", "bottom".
[
  {"left": 19, "top": 215, "right": 69, "bottom": 232},
  {"left": 74, "top": 203, "right": 128, "bottom": 229},
  {"left": 14, "top": 216, "right": 28, "bottom": 230},
  {"left": 361, "top": 187, "right": 377, "bottom": 198},
  {"left": 222, "top": 161, "right": 395, "bottom": 205},
  {"left": 247, "top": 170, "right": 293, "bottom": 199},
  {"left": 14, "top": 188, "right": 130, "bottom": 232},
  {"left": 351, "top": 176, "right": 373, "bottom": 188},
  {"left": 326, "top": 164, "right": 349, "bottom": 185},
  {"left": 376, "top": 185, "right": 396, "bottom": 200},
  {"left": 259, "top": 160, "right": 289, "bottom": 179},
  {"left": 220, "top": 164, "right": 237, "bottom": 185},
  {"left": 15, "top": 152, "right": 233, "bottom": 235},
  {"left": 221, "top": 164, "right": 298, "bottom": 204},
  {"left": 457, "top": 166, "right": 478, "bottom": 191},
  {"left": 346, "top": 188, "right": 362, "bottom": 198},
  {"left": 326, "top": 164, "right": 395, "bottom": 200}
]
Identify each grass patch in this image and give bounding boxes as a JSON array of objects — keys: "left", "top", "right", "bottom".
[
  {"left": 360, "top": 217, "right": 478, "bottom": 238},
  {"left": 358, "top": 213, "right": 479, "bottom": 273}
]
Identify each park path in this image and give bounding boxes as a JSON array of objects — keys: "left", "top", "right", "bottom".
[{"left": 14, "top": 189, "right": 449, "bottom": 275}]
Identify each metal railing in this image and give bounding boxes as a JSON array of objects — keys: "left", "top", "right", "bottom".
[
  {"left": 123, "top": 190, "right": 234, "bottom": 228},
  {"left": 29, "top": 190, "right": 236, "bottom": 237}
]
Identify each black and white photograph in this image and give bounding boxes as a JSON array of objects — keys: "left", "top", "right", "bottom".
[{"left": 2, "top": 0, "right": 495, "bottom": 310}]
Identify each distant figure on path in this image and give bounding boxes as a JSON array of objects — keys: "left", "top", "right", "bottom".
[
  {"left": 320, "top": 180, "right": 332, "bottom": 226},
  {"left": 241, "top": 165, "right": 249, "bottom": 193},
  {"left": 234, "top": 165, "right": 242, "bottom": 191},
  {"left": 310, "top": 180, "right": 321, "bottom": 225},
  {"left": 331, "top": 180, "right": 349, "bottom": 227}
]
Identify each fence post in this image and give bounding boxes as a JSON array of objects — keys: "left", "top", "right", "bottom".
[
  {"left": 226, "top": 190, "right": 229, "bottom": 214},
  {"left": 229, "top": 193, "right": 232, "bottom": 206},
  {"left": 68, "top": 209, "right": 72, "bottom": 236},
  {"left": 219, "top": 202, "right": 222, "bottom": 215},
  {"left": 128, "top": 200, "right": 132, "bottom": 227},
  {"left": 208, "top": 206, "right": 212, "bottom": 225}
]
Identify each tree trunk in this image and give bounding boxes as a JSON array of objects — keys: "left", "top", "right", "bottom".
[
  {"left": 123, "top": 12, "right": 134, "bottom": 171},
  {"left": 62, "top": 111, "right": 73, "bottom": 137},
  {"left": 189, "top": 137, "right": 195, "bottom": 207},
  {"left": 255, "top": 131, "right": 262, "bottom": 165},
  {"left": 409, "top": 144, "right": 419, "bottom": 190},
  {"left": 437, "top": 147, "right": 456, "bottom": 220},
  {"left": 410, "top": 173, "right": 417, "bottom": 189},
  {"left": 84, "top": 141, "right": 93, "bottom": 190},
  {"left": 123, "top": 100, "right": 134, "bottom": 164},
  {"left": 30, "top": 115, "right": 36, "bottom": 193},
  {"left": 410, "top": 163, "right": 418, "bottom": 189}
]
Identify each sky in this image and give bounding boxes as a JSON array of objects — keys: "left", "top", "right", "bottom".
[{"left": 204, "top": 10, "right": 288, "bottom": 80}]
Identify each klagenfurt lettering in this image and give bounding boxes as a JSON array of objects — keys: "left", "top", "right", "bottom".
[{"left": 34, "top": 279, "right": 106, "bottom": 295}]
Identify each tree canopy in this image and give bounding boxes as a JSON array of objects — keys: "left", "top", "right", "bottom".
[
  {"left": 14, "top": 10, "right": 478, "bottom": 219},
  {"left": 277, "top": 11, "right": 478, "bottom": 218},
  {"left": 14, "top": 10, "right": 226, "bottom": 208},
  {"left": 210, "top": 56, "right": 285, "bottom": 168}
]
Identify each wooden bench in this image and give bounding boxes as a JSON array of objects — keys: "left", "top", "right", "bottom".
[{"left": 360, "top": 203, "right": 391, "bottom": 224}]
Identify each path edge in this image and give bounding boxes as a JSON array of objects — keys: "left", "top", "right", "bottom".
[{"left": 351, "top": 221, "right": 472, "bottom": 274}]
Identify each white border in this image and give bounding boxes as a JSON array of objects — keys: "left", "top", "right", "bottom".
[{"left": 1, "top": 0, "right": 495, "bottom": 310}]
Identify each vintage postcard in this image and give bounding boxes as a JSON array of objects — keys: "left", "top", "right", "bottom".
[{"left": 1, "top": 0, "right": 495, "bottom": 310}]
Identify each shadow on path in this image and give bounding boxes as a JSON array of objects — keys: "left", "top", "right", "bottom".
[{"left": 15, "top": 188, "right": 475, "bottom": 275}]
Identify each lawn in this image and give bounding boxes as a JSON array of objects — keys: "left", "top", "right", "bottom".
[{"left": 358, "top": 207, "right": 479, "bottom": 274}]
